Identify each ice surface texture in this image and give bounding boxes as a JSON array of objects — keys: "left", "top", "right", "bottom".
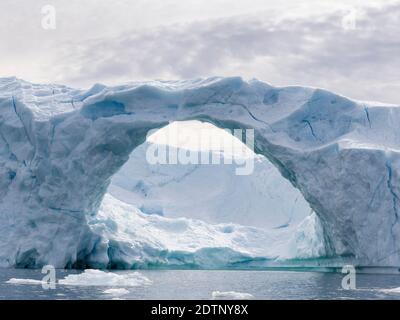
[{"left": 0, "top": 76, "right": 399, "bottom": 268}]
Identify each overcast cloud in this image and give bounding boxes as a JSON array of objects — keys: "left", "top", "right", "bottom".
[{"left": 1, "top": 0, "right": 400, "bottom": 103}]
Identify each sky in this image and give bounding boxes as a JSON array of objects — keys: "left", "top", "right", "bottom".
[{"left": 1, "top": 0, "right": 400, "bottom": 104}]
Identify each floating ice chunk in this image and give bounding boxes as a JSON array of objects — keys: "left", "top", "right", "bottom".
[
  {"left": 6, "top": 278, "right": 45, "bottom": 285},
  {"left": 379, "top": 287, "right": 400, "bottom": 294},
  {"left": 7, "top": 270, "right": 151, "bottom": 288},
  {"left": 103, "top": 288, "right": 130, "bottom": 296},
  {"left": 58, "top": 270, "right": 152, "bottom": 287},
  {"left": 211, "top": 291, "right": 254, "bottom": 300}
]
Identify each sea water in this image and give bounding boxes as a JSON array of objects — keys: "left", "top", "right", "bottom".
[{"left": 1, "top": 269, "right": 400, "bottom": 300}]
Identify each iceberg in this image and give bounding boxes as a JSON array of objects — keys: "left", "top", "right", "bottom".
[
  {"left": 1, "top": 76, "right": 400, "bottom": 268},
  {"left": 90, "top": 193, "right": 325, "bottom": 269}
]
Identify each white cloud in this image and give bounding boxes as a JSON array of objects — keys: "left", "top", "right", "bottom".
[{"left": 1, "top": 0, "right": 400, "bottom": 103}]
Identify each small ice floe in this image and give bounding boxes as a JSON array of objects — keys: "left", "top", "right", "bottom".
[
  {"left": 6, "top": 278, "right": 45, "bottom": 285},
  {"left": 212, "top": 291, "right": 254, "bottom": 300},
  {"left": 58, "top": 269, "right": 152, "bottom": 287},
  {"left": 103, "top": 288, "right": 130, "bottom": 297},
  {"left": 7, "top": 270, "right": 152, "bottom": 287},
  {"left": 379, "top": 287, "right": 400, "bottom": 294}
]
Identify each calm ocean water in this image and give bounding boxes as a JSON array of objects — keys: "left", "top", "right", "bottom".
[{"left": 0, "top": 269, "right": 400, "bottom": 300}]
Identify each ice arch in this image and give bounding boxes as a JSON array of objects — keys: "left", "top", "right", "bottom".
[{"left": 1, "top": 76, "right": 400, "bottom": 268}]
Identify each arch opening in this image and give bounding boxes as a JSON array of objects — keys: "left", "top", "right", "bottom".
[{"left": 90, "top": 120, "right": 327, "bottom": 269}]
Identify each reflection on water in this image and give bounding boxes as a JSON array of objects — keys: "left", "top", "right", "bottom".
[{"left": 0, "top": 269, "right": 400, "bottom": 300}]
